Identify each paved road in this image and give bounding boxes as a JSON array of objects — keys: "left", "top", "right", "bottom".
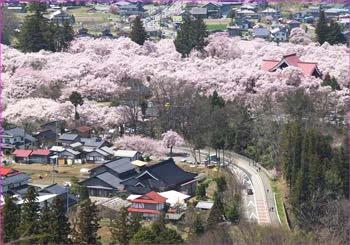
[{"left": 171, "top": 146, "right": 280, "bottom": 226}]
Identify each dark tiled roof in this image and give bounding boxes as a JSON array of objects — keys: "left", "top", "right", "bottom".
[
  {"left": 59, "top": 133, "right": 79, "bottom": 141},
  {"left": 105, "top": 158, "right": 136, "bottom": 174},
  {"left": 2, "top": 173, "right": 31, "bottom": 186},
  {"left": 40, "top": 183, "right": 67, "bottom": 195},
  {"left": 146, "top": 158, "right": 197, "bottom": 186},
  {"left": 96, "top": 172, "right": 122, "bottom": 188},
  {"left": 33, "top": 129, "right": 57, "bottom": 139},
  {"left": 80, "top": 137, "right": 110, "bottom": 148}
]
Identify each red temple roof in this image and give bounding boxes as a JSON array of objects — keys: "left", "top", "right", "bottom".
[{"left": 262, "top": 53, "right": 321, "bottom": 77}]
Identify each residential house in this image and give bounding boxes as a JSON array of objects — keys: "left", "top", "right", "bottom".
[
  {"left": 80, "top": 137, "right": 112, "bottom": 151},
  {"left": 324, "top": 8, "right": 348, "bottom": 18},
  {"left": 119, "top": 3, "right": 144, "bottom": 17},
  {"left": 1, "top": 167, "right": 31, "bottom": 193},
  {"left": 1, "top": 128, "right": 37, "bottom": 154},
  {"left": 81, "top": 158, "right": 138, "bottom": 197},
  {"left": 227, "top": 25, "right": 241, "bottom": 37},
  {"left": 84, "top": 148, "right": 113, "bottom": 164},
  {"left": 12, "top": 149, "right": 32, "bottom": 163},
  {"left": 39, "top": 183, "right": 78, "bottom": 210},
  {"left": 202, "top": 2, "right": 221, "bottom": 19},
  {"left": 69, "top": 126, "right": 93, "bottom": 138},
  {"left": 114, "top": 150, "right": 142, "bottom": 161},
  {"left": 158, "top": 190, "right": 190, "bottom": 208},
  {"left": 261, "top": 8, "right": 280, "bottom": 19},
  {"left": 127, "top": 191, "right": 167, "bottom": 219},
  {"left": 190, "top": 7, "right": 207, "bottom": 19},
  {"left": 30, "top": 149, "right": 51, "bottom": 164},
  {"left": 262, "top": 53, "right": 322, "bottom": 78},
  {"left": 7, "top": 5, "right": 25, "bottom": 13},
  {"left": 57, "top": 148, "right": 81, "bottom": 165},
  {"left": 286, "top": 20, "right": 301, "bottom": 30},
  {"left": 252, "top": 25, "right": 270, "bottom": 40},
  {"left": 337, "top": 17, "right": 350, "bottom": 29},
  {"left": 49, "top": 9, "right": 73, "bottom": 24},
  {"left": 307, "top": 6, "right": 321, "bottom": 18},
  {"left": 236, "top": 9, "right": 259, "bottom": 19},
  {"left": 75, "top": 27, "right": 95, "bottom": 39},
  {"left": 40, "top": 121, "right": 65, "bottom": 134},
  {"left": 235, "top": 18, "right": 252, "bottom": 30},
  {"left": 123, "top": 158, "right": 198, "bottom": 195},
  {"left": 33, "top": 130, "right": 57, "bottom": 148},
  {"left": 240, "top": 4, "right": 258, "bottom": 12},
  {"left": 145, "top": 27, "right": 160, "bottom": 38},
  {"left": 270, "top": 27, "right": 288, "bottom": 42},
  {"left": 57, "top": 133, "right": 80, "bottom": 146}
]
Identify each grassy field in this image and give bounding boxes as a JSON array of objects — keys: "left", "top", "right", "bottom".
[
  {"left": 8, "top": 163, "right": 96, "bottom": 185},
  {"left": 270, "top": 178, "right": 288, "bottom": 227},
  {"left": 206, "top": 24, "right": 227, "bottom": 31}
]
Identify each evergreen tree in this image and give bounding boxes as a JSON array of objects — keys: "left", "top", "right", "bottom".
[
  {"left": 327, "top": 20, "right": 346, "bottom": 45},
  {"left": 2, "top": 195, "right": 21, "bottom": 243},
  {"left": 322, "top": 73, "right": 341, "bottom": 90},
  {"left": 130, "top": 16, "right": 147, "bottom": 45},
  {"left": 129, "top": 227, "right": 156, "bottom": 244},
  {"left": 207, "top": 192, "right": 225, "bottom": 228},
  {"left": 19, "top": 186, "right": 41, "bottom": 243},
  {"left": 69, "top": 91, "right": 84, "bottom": 121},
  {"left": 156, "top": 228, "right": 184, "bottom": 244},
  {"left": 191, "top": 214, "right": 205, "bottom": 234},
  {"left": 110, "top": 207, "right": 141, "bottom": 244},
  {"left": 210, "top": 90, "right": 225, "bottom": 111},
  {"left": 48, "top": 197, "right": 71, "bottom": 244},
  {"left": 196, "top": 183, "right": 207, "bottom": 199},
  {"left": 174, "top": 17, "right": 208, "bottom": 57},
  {"left": 315, "top": 10, "right": 329, "bottom": 45},
  {"left": 79, "top": 185, "right": 89, "bottom": 201},
  {"left": 215, "top": 176, "right": 227, "bottom": 192},
  {"left": 72, "top": 199, "right": 101, "bottom": 244},
  {"left": 38, "top": 201, "right": 52, "bottom": 244},
  {"left": 191, "top": 17, "right": 209, "bottom": 52}
]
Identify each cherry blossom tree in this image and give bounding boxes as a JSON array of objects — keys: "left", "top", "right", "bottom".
[
  {"left": 161, "top": 130, "right": 185, "bottom": 156},
  {"left": 289, "top": 27, "right": 312, "bottom": 45},
  {"left": 114, "top": 135, "right": 167, "bottom": 157}
]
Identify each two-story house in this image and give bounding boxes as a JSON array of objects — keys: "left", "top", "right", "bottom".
[
  {"left": 1, "top": 167, "right": 31, "bottom": 194},
  {"left": 1, "top": 128, "right": 37, "bottom": 154},
  {"left": 128, "top": 191, "right": 167, "bottom": 219}
]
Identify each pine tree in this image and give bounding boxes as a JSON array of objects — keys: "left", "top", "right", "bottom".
[
  {"left": 38, "top": 201, "right": 52, "bottom": 244},
  {"left": 79, "top": 185, "right": 89, "bottom": 201},
  {"left": 315, "top": 10, "right": 329, "bottom": 45},
  {"left": 191, "top": 17, "right": 208, "bottom": 52},
  {"left": 191, "top": 214, "right": 205, "bottom": 234},
  {"left": 19, "top": 186, "right": 41, "bottom": 243},
  {"left": 322, "top": 73, "right": 341, "bottom": 91},
  {"left": 207, "top": 192, "right": 225, "bottom": 228},
  {"left": 174, "top": 16, "right": 208, "bottom": 57},
  {"left": 327, "top": 20, "right": 346, "bottom": 45},
  {"left": 69, "top": 91, "right": 84, "bottom": 121},
  {"left": 110, "top": 207, "right": 132, "bottom": 244},
  {"left": 129, "top": 227, "right": 156, "bottom": 244},
  {"left": 130, "top": 16, "right": 147, "bottom": 45},
  {"left": 48, "top": 197, "right": 72, "bottom": 244},
  {"left": 72, "top": 199, "right": 101, "bottom": 244},
  {"left": 2, "top": 195, "right": 21, "bottom": 243}
]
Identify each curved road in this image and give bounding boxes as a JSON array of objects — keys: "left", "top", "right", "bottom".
[{"left": 172, "top": 146, "right": 280, "bottom": 226}]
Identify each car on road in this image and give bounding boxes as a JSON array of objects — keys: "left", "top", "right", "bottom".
[{"left": 247, "top": 189, "right": 254, "bottom": 195}]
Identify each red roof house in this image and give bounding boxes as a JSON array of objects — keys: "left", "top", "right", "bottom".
[
  {"left": 128, "top": 191, "right": 167, "bottom": 219},
  {"left": 0, "top": 167, "right": 20, "bottom": 177},
  {"left": 12, "top": 149, "right": 32, "bottom": 158},
  {"left": 262, "top": 53, "right": 322, "bottom": 78},
  {"left": 31, "top": 149, "right": 51, "bottom": 156}
]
